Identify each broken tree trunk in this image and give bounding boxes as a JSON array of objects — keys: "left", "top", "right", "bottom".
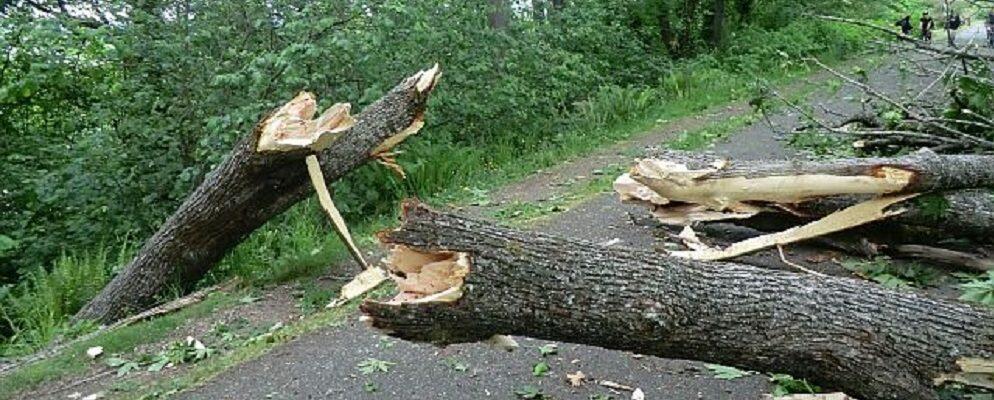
[
  {"left": 75, "top": 66, "right": 440, "bottom": 324},
  {"left": 617, "top": 151, "right": 994, "bottom": 245},
  {"left": 625, "top": 150, "right": 994, "bottom": 221},
  {"left": 360, "top": 202, "right": 994, "bottom": 400}
]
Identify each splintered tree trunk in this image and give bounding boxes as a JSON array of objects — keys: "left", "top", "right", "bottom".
[
  {"left": 618, "top": 150, "right": 994, "bottom": 236},
  {"left": 361, "top": 202, "right": 994, "bottom": 400},
  {"left": 75, "top": 67, "right": 440, "bottom": 323}
]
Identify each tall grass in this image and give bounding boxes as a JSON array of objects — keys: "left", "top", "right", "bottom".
[{"left": 0, "top": 243, "right": 132, "bottom": 355}]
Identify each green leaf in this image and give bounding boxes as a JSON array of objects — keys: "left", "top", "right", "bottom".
[
  {"left": 147, "top": 357, "right": 169, "bottom": 372},
  {"left": 532, "top": 361, "right": 550, "bottom": 377},
  {"left": 357, "top": 358, "right": 395, "bottom": 375},
  {"left": 0, "top": 235, "right": 17, "bottom": 256},
  {"left": 538, "top": 344, "right": 558, "bottom": 357},
  {"left": 116, "top": 361, "right": 139, "bottom": 377},
  {"left": 515, "top": 385, "right": 546, "bottom": 399},
  {"left": 705, "top": 364, "right": 751, "bottom": 379},
  {"left": 104, "top": 357, "right": 130, "bottom": 367}
]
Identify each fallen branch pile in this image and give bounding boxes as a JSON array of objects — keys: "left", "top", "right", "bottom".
[
  {"left": 780, "top": 17, "right": 994, "bottom": 155},
  {"left": 361, "top": 201, "right": 994, "bottom": 400}
]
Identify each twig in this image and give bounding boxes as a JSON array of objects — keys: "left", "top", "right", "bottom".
[
  {"left": 806, "top": 58, "right": 994, "bottom": 149},
  {"left": 778, "top": 245, "right": 827, "bottom": 277}
]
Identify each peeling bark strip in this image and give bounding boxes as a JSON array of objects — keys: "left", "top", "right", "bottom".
[
  {"left": 75, "top": 66, "right": 441, "bottom": 323},
  {"left": 798, "top": 189, "right": 994, "bottom": 240},
  {"left": 670, "top": 194, "right": 917, "bottom": 261},
  {"left": 361, "top": 202, "right": 994, "bottom": 400}
]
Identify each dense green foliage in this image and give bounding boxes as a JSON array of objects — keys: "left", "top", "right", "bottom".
[{"left": 0, "top": 0, "right": 918, "bottom": 353}]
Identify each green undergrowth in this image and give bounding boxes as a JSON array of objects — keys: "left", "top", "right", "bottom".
[{"left": 668, "top": 113, "right": 757, "bottom": 151}]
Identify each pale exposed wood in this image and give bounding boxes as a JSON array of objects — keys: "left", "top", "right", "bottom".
[
  {"left": 326, "top": 267, "right": 388, "bottom": 308},
  {"left": 256, "top": 94, "right": 355, "bottom": 153},
  {"left": 671, "top": 195, "right": 916, "bottom": 261},
  {"left": 305, "top": 154, "right": 368, "bottom": 270}
]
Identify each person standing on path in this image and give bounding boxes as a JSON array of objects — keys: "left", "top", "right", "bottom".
[
  {"left": 946, "top": 13, "right": 962, "bottom": 47},
  {"left": 896, "top": 15, "right": 913, "bottom": 36},
  {"left": 921, "top": 12, "right": 934, "bottom": 42},
  {"left": 987, "top": 10, "right": 994, "bottom": 48}
]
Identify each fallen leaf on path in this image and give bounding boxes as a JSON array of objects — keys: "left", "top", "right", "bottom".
[
  {"left": 567, "top": 371, "right": 586, "bottom": 387},
  {"left": 86, "top": 346, "right": 103, "bottom": 359},
  {"left": 599, "top": 380, "right": 635, "bottom": 392}
]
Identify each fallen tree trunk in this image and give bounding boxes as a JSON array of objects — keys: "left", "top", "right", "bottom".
[
  {"left": 617, "top": 151, "right": 994, "bottom": 245},
  {"left": 361, "top": 202, "right": 994, "bottom": 400},
  {"left": 75, "top": 66, "right": 440, "bottom": 323},
  {"left": 625, "top": 150, "right": 994, "bottom": 221}
]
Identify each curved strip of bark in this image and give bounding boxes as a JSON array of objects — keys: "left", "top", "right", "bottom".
[
  {"left": 75, "top": 66, "right": 440, "bottom": 323},
  {"left": 361, "top": 202, "right": 994, "bottom": 400},
  {"left": 799, "top": 190, "right": 994, "bottom": 240}
]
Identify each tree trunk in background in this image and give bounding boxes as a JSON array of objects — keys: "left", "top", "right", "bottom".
[
  {"left": 708, "top": 0, "right": 726, "bottom": 46},
  {"left": 658, "top": 4, "right": 677, "bottom": 54},
  {"left": 680, "top": 0, "right": 700, "bottom": 55},
  {"left": 734, "top": 0, "right": 753, "bottom": 20},
  {"left": 488, "top": 0, "right": 508, "bottom": 29},
  {"left": 74, "top": 68, "right": 439, "bottom": 323},
  {"left": 361, "top": 203, "right": 994, "bottom": 400}
]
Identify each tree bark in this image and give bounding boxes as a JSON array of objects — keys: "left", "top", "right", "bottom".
[
  {"left": 75, "top": 67, "right": 440, "bottom": 323},
  {"left": 707, "top": 0, "right": 726, "bottom": 46},
  {"left": 361, "top": 202, "right": 994, "bottom": 400},
  {"left": 488, "top": 0, "right": 509, "bottom": 29}
]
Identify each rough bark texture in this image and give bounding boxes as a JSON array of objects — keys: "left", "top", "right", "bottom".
[
  {"left": 361, "top": 203, "right": 994, "bottom": 400},
  {"left": 75, "top": 69, "right": 438, "bottom": 323}
]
